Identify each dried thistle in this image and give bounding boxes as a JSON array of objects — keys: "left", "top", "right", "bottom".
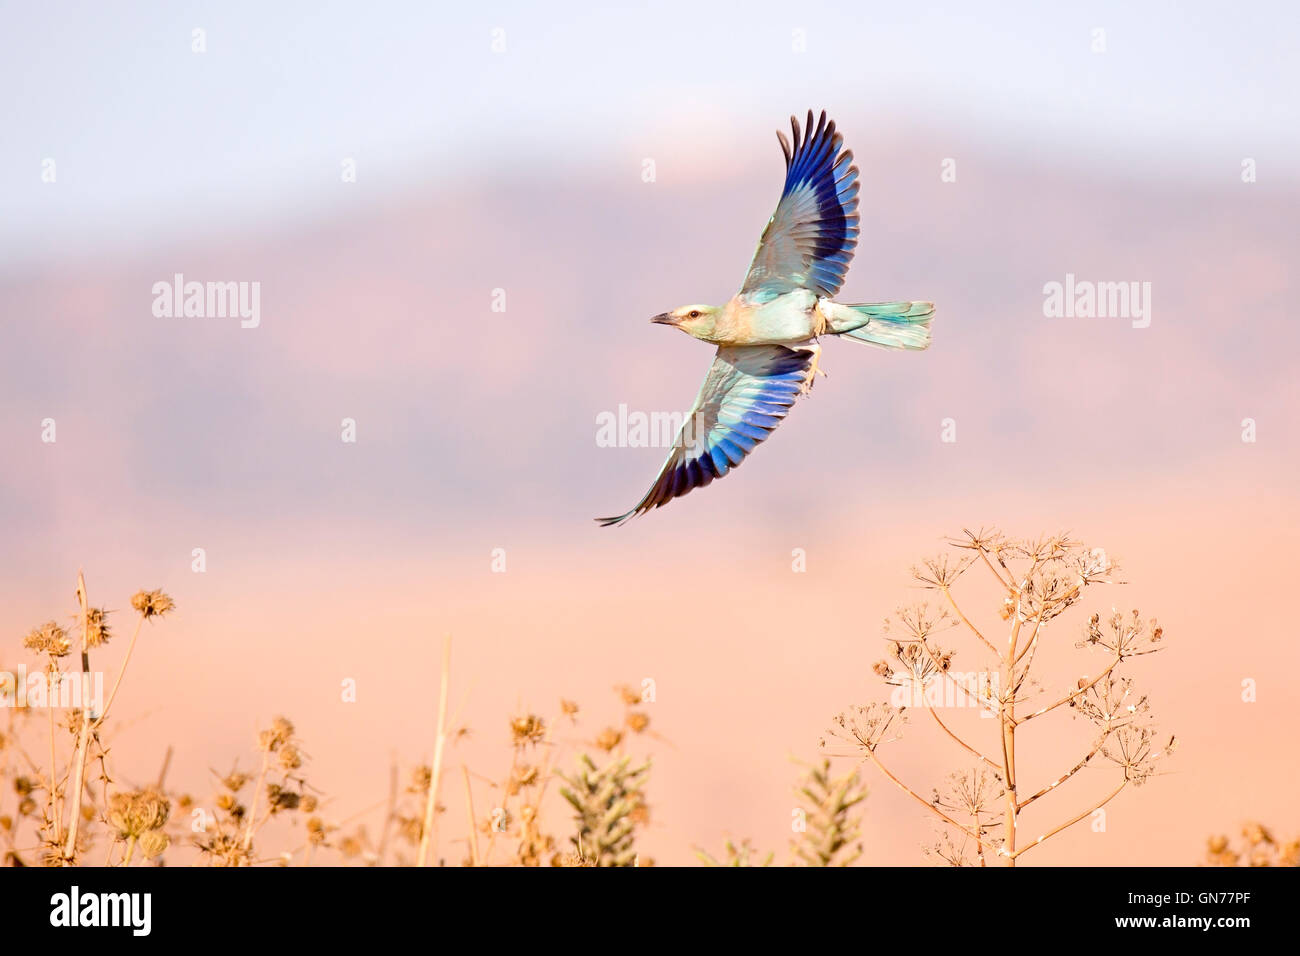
[
  {"left": 23, "top": 621, "right": 71, "bottom": 657},
  {"left": 509, "top": 714, "right": 546, "bottom": 747},
  {"left": 130, "top": 590, "right": 175, "bottom": 620}
]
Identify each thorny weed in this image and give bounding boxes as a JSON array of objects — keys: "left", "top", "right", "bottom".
[
  {"left": 1204, "top": 823, "right": 1300, "bottom": 867},
  {"left": 1, "top": 573, "right": 658, "bottom": 867}
]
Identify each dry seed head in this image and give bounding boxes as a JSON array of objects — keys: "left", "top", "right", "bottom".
[
  {"left": 108, "top": 788, "right": 170, "bottom": 839},
  {"left": 1242, "top": 822, "right": 1273, "bottom": 845},
  {"left": 409, "top": 765, "right": 432, "bottom": 793},
  {"left": 23, "top": 621, "right": 70, "bottom": 657},
  {"left": 138, "top": 830, "right": 169, "bottom": 859},
  {"left": 595, "top": 727, "right": 623, "bottom": 751},
  {"left": 301, "top": 794, "right": 318, "bottom": 813},
  {"left": 266, "top": 784, "right": 300, "bottom": 812},
  {"left": 510, "top": 714, "right": 546, "bottom": 746},
  {"left": 257, "top": 715, "right": 295, "bottom": 752},
  {"left": 560, "top": 698, "right": 579, "bottom": 720},
  {"left": 278, "top": 743, "right": 303, "bottom": 771},
  {"left": 130, "top": 589, "right": 175, "bottom": 620},
  {"left": 617, "top": 684, "right": 641, "bottom": 706},
  {"left": 626, "top": 711, "right": 650, "bottom": 733},
  {"left": 84, "top": 607, "right": 112, "bottom": 648},
  {"left": 18, "top": 797, "right": 36, "bottom": 816},
  {"left": 512, "top": 764, "right": 540, "bottom": 788},
  {"left": 222, "top": 772, "right": 249, "bottom": 792}
]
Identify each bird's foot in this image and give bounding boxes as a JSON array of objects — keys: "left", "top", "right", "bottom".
[{"left": 800, "top": 345, "right": 826, "bottom": 396}]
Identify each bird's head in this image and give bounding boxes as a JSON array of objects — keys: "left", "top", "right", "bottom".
[{"left": 651, "top": 304, "right": 720, "bottom": 341}]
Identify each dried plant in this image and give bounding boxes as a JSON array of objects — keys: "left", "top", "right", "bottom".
[
  {"left": 2, "top": 573, "right": 175, "bottom": 866},
  {"left": 697, "top": 839, "right": 774, "bottom": 867},
  {"left": 2, "top": 570, "right": 666, "bottom": 868},
  {"left": 824, "top": 530, "right": 1176, "bottom": 865},
  {"left": 1204, "top": 823, "right": 1300, "bottom": 867}
]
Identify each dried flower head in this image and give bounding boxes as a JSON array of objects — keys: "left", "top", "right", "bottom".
[
  {"left": 108, "top": 788, "right": 170, "bottom": 839},
  {"left": 130, "top": 589, "right": 175, "bottom": 620},
  {"left": 23, "top": 621, "right": 70, "bottom": 657},
  {"left": 278, "top": 743, "right": 303, "bottom": 771},
  {"left": 84, "top": 607, "right": 112, "bottom": 648},
  {"left": 257, "top": 716, "right": 295, "bottom": 752},
  {"left": 266, "top": 784, "right": 300, "bottom": 812},
  {"left": 509, "top": 714, "right": 546, "bottom": 747},
  {"left": 408, "top": 765, "right": 432, "bottom": 793},
  {"left": 138, "top": 830, "right": 169, "bottom": 859},
  {"left": 823, "top": 702, "right": 907, "bottom": 755}
]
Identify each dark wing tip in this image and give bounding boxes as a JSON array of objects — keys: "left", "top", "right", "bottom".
[
  {"left": 595, "top": 511, "right": 634, "bottom": 528},
  {"left": 776, "top": 129, "right": 792, "bottom": 167}
]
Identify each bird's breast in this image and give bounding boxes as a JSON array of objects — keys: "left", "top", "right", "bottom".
[{"left": 722, "top": 290, "right": 818, "bottom": 345}]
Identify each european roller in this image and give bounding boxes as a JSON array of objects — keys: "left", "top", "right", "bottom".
[{"left": 598, "top": 110, "right": 935, "bottom": 526}]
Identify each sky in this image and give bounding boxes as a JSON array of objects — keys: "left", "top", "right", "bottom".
[
  {"left": 3, "top": 0, "right": 1299, "bottom": 263},
  {"left": 1, "top": 2, "right": 1298, "bottom": 866}
]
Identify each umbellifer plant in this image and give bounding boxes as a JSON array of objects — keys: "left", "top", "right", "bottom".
[{"left": 824, "top": 529, "right": 1176, "bottom": 866}]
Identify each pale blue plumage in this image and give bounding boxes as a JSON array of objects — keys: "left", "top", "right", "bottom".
[{"left": 598, "top": 111, "right": 934, "bottom": 526}]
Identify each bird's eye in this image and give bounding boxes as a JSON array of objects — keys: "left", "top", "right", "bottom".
[{"left": 688, "top": 310, "right": 700, "bottom": 318}]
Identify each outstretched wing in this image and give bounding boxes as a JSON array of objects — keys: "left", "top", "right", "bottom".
[
  {"left": 597, "top": 345, "right": 815, "bottom": 527},
  {"left": 740, "top": 109, "right": 860, "bottom": 299}
]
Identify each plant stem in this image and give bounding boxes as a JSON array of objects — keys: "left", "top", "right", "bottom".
[
  {"left": 1011, "top": 779, "right": 1127, "bottom": 860},
  {"left": 92, "top": 615, "right": 145, "bottom": 732},
  {"left": 416, "top": 634, "right": 451, "bottom": 867},
  {"left": 61, "top": 571, "right": 92, "bottom": 862},
  {"left": 462, "top": 764, "right": 480, "bottom": 867},
  {"left": 48, "top": 668, "right": 60, "bottom": 848},
  {"left": 242, "top": 748, "right": 271, "bottom": 852}
]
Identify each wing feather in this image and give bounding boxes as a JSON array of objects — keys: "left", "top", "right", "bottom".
[
  {"left": 741, "top": 109, "right": 860, "bottom": 299},
  {"left": 596, "top": 345, "right": 814, "bottom": 526}
]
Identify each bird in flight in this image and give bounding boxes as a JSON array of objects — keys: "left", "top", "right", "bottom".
[{"left": 598, "top": 109, "right": 935, "bottom": 527}]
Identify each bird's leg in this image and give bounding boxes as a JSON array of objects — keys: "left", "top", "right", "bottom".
[{"left": 800, "top": 343, "right": 826, "bottom": 395}]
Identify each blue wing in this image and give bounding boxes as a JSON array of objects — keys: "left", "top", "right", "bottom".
[
  {"left": 740, "top": 110, "right": 860, "bottom": 299},
  {"left": 597, "top": 345, "right": 815, "bottom": 526}
]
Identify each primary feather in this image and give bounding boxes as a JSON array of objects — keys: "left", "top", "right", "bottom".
[{"left": 598, "top": 111, "right": 932, "bottom": 526}]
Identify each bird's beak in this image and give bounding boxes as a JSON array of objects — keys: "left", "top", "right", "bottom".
[{"left": 650, "top": 312, "right": 676, "bottom": 325}]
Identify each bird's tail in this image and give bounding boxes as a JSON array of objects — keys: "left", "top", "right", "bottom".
[{"left": 824, "top": 300, "right": 934, "bottom": 351}]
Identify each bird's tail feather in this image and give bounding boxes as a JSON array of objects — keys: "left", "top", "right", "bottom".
[{"left": 826, "top": 301, "right": 934, "bottom": 351}]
